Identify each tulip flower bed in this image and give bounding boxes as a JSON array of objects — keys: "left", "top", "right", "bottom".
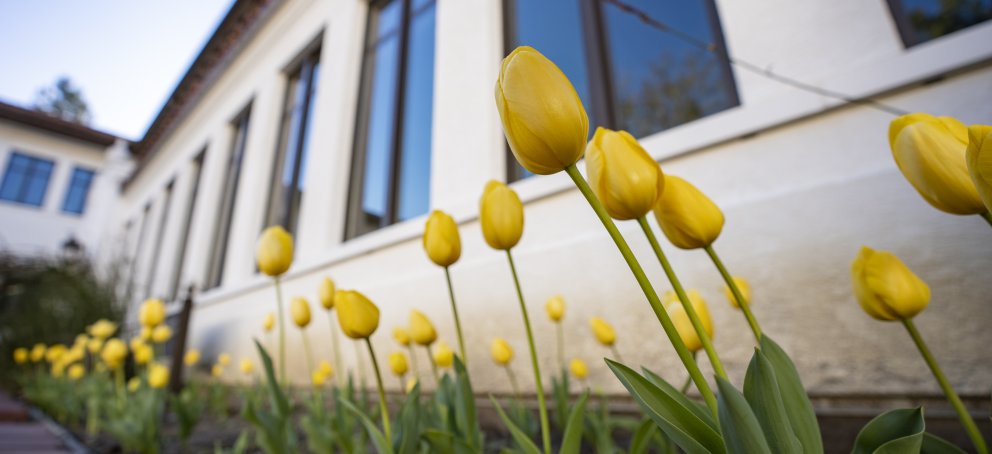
[{"left": 9, "top": 47, "right": 992, "bottom": 453}]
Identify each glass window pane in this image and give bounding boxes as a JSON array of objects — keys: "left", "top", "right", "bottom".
[
  {"left": 206, "top": 111, "right": 250, "bottom": 290},
  {"left": 890, "top": 0, "right": 992, "bottom": 46},
  {"left": 0, "top": 157, "right": 27, "bottom": 201},
  {"left": 360, "top": 35, "right": 401, "bottom": 225},
  {"left": 377, "top": 0, "right": 403, "bottom": 40},
  {"left": 396, "top": 2, "right": 435, "bottom": 221},
  {"left": 603, "top": 0, "right": 738, "bottom": 138},
  {"left": 62, "top": 167, "right": 95, "bottom": 214}
]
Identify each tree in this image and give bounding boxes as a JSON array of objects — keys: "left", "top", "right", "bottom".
[{"left": 33, "top": 76, "right": 91, "bottom": 125}]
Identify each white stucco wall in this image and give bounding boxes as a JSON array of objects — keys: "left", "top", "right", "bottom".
[{"left": 112, "top": 0, "right": 992, "bottom": 398}]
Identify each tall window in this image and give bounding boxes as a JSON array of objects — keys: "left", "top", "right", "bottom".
[
  {"left": 168, "top": 152, "right": 204, "bottom": 301},
  {"left": 206, "top": 109, "right": 251, "bottom": 290},
  {"left": 504, "top": 0, "right": 738, "bottom": 180},
  {"left": 887, "top": 0, "right": 992, "bottom": 47},
  {"left": 0, "top": 152, "right": 55, "bottom": 207},
  {"left": 263, "top": 50, "right": 321, "bottom": 237},
  {"left": 144, "top": 181, "right": 174, "bottom": 299},
  {"left": 346, "top": 0, "right": 436, "bottom": 239},
  {"left": 61, "top": 167, "right": 95, "bottom": 215}
]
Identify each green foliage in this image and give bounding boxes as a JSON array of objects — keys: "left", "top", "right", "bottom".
[
  {"left": 852, "top": 407, "right": 926, "bottom": 454},
  {"left": 169, "top": 382, "right": 205, "bottom": 444},
  {"left": 242, "top": 340, "right": 296, "bottom": 454}
]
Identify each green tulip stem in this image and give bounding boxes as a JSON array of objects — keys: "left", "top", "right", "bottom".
[
  {"left": 637, "top": 217, "right": 728, "bottom": 381},
  {"left": 704, "top": 245, "right": 763, "bottom": 342},
  {"left": 426, "top": 346, "right": 440, "bottom": 384},
  {"left": 354, "top": 341, "right": 370, "bottom": 407},
  {"left": 406, "top": 344, "right": 421, "bottom": 384},
  {"left": 981, "top": 212, "right": 992, "bottom": 228},
  {"left": 114, "top": 366, "right": 125, "bottom": 407},
  {"left": 364, "top": 339, "right": 392, "bottom": 442},
  {"left": 565, "top": 164, "right": 718, "bottom": 415},
  {"left": 274, "top": 276, "right": 287, "bottom": 387},
  {"left": 555, "top": 322, "right": 565, "bottom": 371},
  {"left": 300, "top": 329, "right": 314, "bottom": 374},
  {"left": 444, "top": 266, "right": 468, "bottom": 365},
  {"left": 505, "top": 365, "right": 522, "bottom": 400},
  {"left": 506, "top": 250, "right": 552, "bottom": 454},
  {"left": 327, "top": 312, "right": 344, "bottom": 387},
  {"left": 679, "top": 352, "right": 699, "bottom": 394},
  {"left": 902, "top": 319, "right": 988, "bottom": 454},
  {"left": 609, "top": 345, "right": 625, "bottom": 363}
]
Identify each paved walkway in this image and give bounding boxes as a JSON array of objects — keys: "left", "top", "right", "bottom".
[{"left": 0, "top": 391, "right": 71, "bottom": 453}]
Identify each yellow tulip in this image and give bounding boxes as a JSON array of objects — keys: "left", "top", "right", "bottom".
[
  {"left": 240, "top": 359, "right": 254, "bottom": 375},
  {"left": 86, "top": 338, "right": 103, "bottom": 355},
  {"left": 851, "top": 246, "right": 930, "bottom": 321},
  {"left": 495, "top": 46, "right": 589, "bottom": 175},
  {"left": 101, "top": 339, "right": 127, "bottom": 369},
  {"left": 30, "top": 344, "right": 46, "bottom": 362},
  {"left": 889, "top": 113, "right": 985, "bottom": 215},
  {"left": 490, "top": 338, "right": 513, "bottom": 365},
  {"left": 184, "top": 349, "right": 201, "bottom": 366},
  {"left": 88, "top": 319, "right": 118, "bottom": 339},
  {"left": 140, "top": 326, "right": 153, "bottom": 341},
  {"left": 263, "top": 313, "right": 275, "bottom": 333},
  {"left": 291, "top": 296, "right": 312, "bottom": 328},
  {"left": 433, "top": 342, "right": 454, "bottom": 368},
  {"left": 68, "top": 364, "right": 85, "bottom": 380},
  {"left": 653, "top": 175, "right": 724, "bottom": 250},
  {"left": 423, "top": 210, "right": 461, "bottom": 267},
  {"left": 545, "top": 295, "right": 565, "bottom": 322},
  {"left": 63, "top": 346, "right": 84, "bottom": 365},
  {"left": 211, "top": 364, "right": 223, "bottom": 378},
  {"left": 74, "top": 334, "right": 88, "bottom": 347},
  {"left": 45, "top": 344, "right": 67, "bottom": 363},
  {"left": 722, "top": 276, "right": 752, "bottom": 309},
  {"left": 151, "top": 325, "right": 173, "bottom": 344},
  {"left": 966, "top": 124, "right": 992, "bottom": 213},
  {"left": 311, "top": 370, "right": 328, "bottom": 387},
  {"left": 570, "top": 358, "right": 588, "bottom": 380},
  {"left": 256, "top": 226, "right": 294, "bottom": 277},
  {"left": 218, "top": 353, "right": 232, "bottom": 366},
  {"left": 149, "top": 363, "right": 170, "bottom": 389},
  {"left": 319, "top": 277, "right": 337, "bottom": 310},
  {"left": 389, "top": 351, "right": 409, "bottom": 376},
  {"left": 129, "top": 337, "right": 146, "bottom": 352},
  {"left": 405, "top": 377, "right": 418, "bottom": 394},
  {"left": 663, "top": 290, "right": 714, "bottom": 352},
  {"left": 586, "top": 128, "right": 665, "bottom": 220},
  {"left": 128, "top": 377, "right": 141, "bottom": 392},
  {"left": 590, "top": 317, "right": 616, "bottom": 346},
  {"left": 409, "top": 310, "right": 437, "bottom": 346},
  {"left": 133, "top": 343, "right": 154, "bottom": 365},
  {"left": 318, "top": 360, "right": 333, "bottom": 377},
  {"left": 480, "top": 180, "right": 524, "bottom": 250},
  {"left": 393, "top": 327, "right": 411, "bottom": 346},
  {"left": 139, "top": 298, "right": 166, "bottom": 328},
  {"left": 335, "top": 290, "right": 380, "bottom": 339},
  {"left": 13, "top": 348, "right": 28, "bottom": 364}
]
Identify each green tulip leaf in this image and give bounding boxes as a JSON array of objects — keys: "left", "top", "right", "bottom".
[
  {"left": 921, "top": 432, "right": 968, "bottom": 454},
  {"left": 253, "top": 339, "right": 290, "bottom": 417},
  {"left": 491, "top": 395, "right": 542, "bottom": 454},
  {"left": 454, "top": 356, "right": 483, "bottom": 448},
  {"left": 716, "top": 376, "right": 773, "bottom": 454},
  {"left": 558, "top": 391, "right": 590, "bottom": 454},
  {"left": 852, "top": 407, "right": 925, "bottom": 454},
  {"left": 606, "top": 359, "right": 725, "bottom": 453},
  {"left": 422, "top": 429, "right": 474, "bottom": 454},
  {"left": 759, "top": 336, "right": 824, "bottom": 454},
  {"left": 743, "top": 348, "right": 803, "bottom": 453},
  {"left": 628, "top": 418, "right": 660, "bottom": 454},
  {"left": 395, "top": 381, "right": 422, "bottom": 454},
  {"left": 340, "top": 397, "right": 394, "bottom": 454},
  {"left": 642, "top": 367, "right": 717, "bottom": 428}
]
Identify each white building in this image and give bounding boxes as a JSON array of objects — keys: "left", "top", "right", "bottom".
[{"left": 8, "top": 0, "right": 991, "bottom": 427}]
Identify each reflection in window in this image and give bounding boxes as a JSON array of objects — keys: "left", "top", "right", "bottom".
[
  {"left": 346, "top": 0, "right": 436, "bottom": 239},
  {"left": 504, "top": 0, "right": 738, "bottom": 180},
  {"left": 206, "top": 109, "right": 251, "bottom": 290},
  {"left": 62, "top": 167, "right": 95, "bottom": 214},
  {"left": 887, "top": 0, "right": 992, "bottom": 46},
  {"left": 264, "top": 50, "right": 321, "bottom": 238},
  {"left": 0, "top": 152, "right": 55, "bottom": 207}
]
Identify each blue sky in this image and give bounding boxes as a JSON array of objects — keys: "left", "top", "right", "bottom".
[{"left": 0, "top": 1, "right": 235, "bottom": 140}]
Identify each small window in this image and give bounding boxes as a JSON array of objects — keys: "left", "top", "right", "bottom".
[
  {"left": 887, "top": 0, "right": 992, "bottom": 47},
  {"left": 0, "top": 152, "right": 55, "bottom": 207},
  {"left": 206, "top": 108, "right": 251, "bottom": 290},
  {"left": 346, "top": 0, "right": 436, "bottom": 239},
  {"left": 62, "top": 167, "right": 96, "bottom": 214}
]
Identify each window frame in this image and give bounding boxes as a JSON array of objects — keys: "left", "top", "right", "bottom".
[
  {"left": 61, "top": 166, "right": 96, "bottom": 215},
  {"left": 885, "top": 0, "right": 992, "bottom": 47},
  {"left": 0, "top": 151, "right": 56, "bottom": 208},
  {"left": 205, "top": 106, "right": 252, "bottom": 291},
  {"left": 168, "top": 150, "right": 205, "bottom": 301}
]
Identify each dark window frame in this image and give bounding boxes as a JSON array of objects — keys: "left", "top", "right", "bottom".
[
  {"left": 0, "top": 152, "right": 55, "bottom": 208},
  {"left": 61, "top": 166, "right": 96, "bottom": 215},
  {"left": 205, "top": 105, "right": 252, "bottom": 291}
]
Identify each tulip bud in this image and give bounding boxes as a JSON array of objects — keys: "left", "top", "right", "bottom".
[
  {"left": 545, "top": 295, "right": 565, "bottom": 322},
  {"left": 480, "top": 181, "right": 524, "bottom": 250},
  {"left": 490, "top": 338, "right": 513, "bottom": 365},
  {"left": 336, "top": 290, "right": 380, "bottom": 339},
  {"left": 184, "top": 349, "right": 201, "bottom": 366},
  {"left": 13, "top": 348, "right": 28, "bottom": 364},
  {"left": 218, "top": 353, "right": 231, "bottom": 366},
  {"left": 139, "top": 299, "right": 166, "bottom": 328},
  {"left": 256, "top": 226, "right": 294, "bottom": 277},
  {"left": 389, "top": 351, "right": 409, "bottom": 376},
  {"left": 133, "top": 343, "right": 154, "bottom": 365},
  {"left": 128, "top": 377, "right": 141, "bottom": 392},
  {"left": 68, "top": 364, "right": 85, "bottom": 380},
  {"left": 409, "top": 310, "right": 437, "bottom": 346},
  {"left": 851, "top": 246, "right": 930, "bottom": 321},
  {"left": 318, "top": 277, "right": 336, "bottom": 310},
  {"left": 423, "top": 211, "right": 461, "bottom": 267},
  {"left": 30, "top": 344, "right": 46, "bottom": 362},
  {"left": 393, "top": 327, "right": 411, "bottom": 346},
  {"left": 722, "top": 276, "right": 752, "bottom": 309},
  {"left": 263, "top": 313, "right": 275, "bottom": 333},
  {"left": 570, "top": 358, "right": 588, "bottom": 380},
  {"left": 589, "top": 317, "right": 616, "bottom": 346},
  {"left": 211, "top": 364, "right": 223, "bottom": 378},
  {"left": 318, "top": 360, "right": 334, "bottom": 378},
  {"left": 495, "top": 46, "right": 589, "bottom": 175},
  {"left": 149, "top": 363, "right": 170, "bottom": 389},
  {"left": 966, "top": 124, "right": 992, "bottom": 213},
  {"left": 653, "top": 175, "right": 724, "bottom": 250},
  {"left": 140, "top": 327, "right": 152, "bottom": 341},
  {"left": 101, "top": 339, "right": 127, "bottom": 369},
  {"left": 291, "top": 296, "right": 312, "bottom": 328},
  {"left": 45, "top": 344, "right": 66, "bottom": 363},
  {"left": 151, "top": 325, "right": 173, "bottom": 344},
  {"left": 405, "top": 377, "right": 418, "bottom": 394},
  {"left": 663, "top": 290, "right": 714, "bottom": 352},
  {"left": 585, "top": 128, "right": 665, "bottom": 220},
  {"left": 130, "top": 337, "right": 146, "bottom": 352},
  {"left": 88, "top": 319, "right": 118, "bottom": 339},
  {"left": 889, "top": 113, "right": 984, "bottom": 215},
  {"left": 86, "top": 338, "right": 103, "bottom": 355},
  {"left": 240, "top": 359, "right": 254, "bottom": 375},
  {"left": 433, "top": 341, "right": 454, "bottom": 368}
]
